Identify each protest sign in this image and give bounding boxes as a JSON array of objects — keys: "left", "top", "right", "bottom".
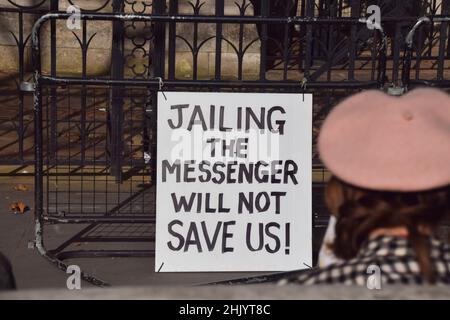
[{"left": 156, "top": 92, "right": 312, "bottom": 272}]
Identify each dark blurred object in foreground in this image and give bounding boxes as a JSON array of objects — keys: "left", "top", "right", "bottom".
[{"left": 0, "top": 252, "right": 16, "bottom": 290}]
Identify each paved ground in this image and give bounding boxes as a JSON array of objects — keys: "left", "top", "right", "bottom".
[
  {"left": 0, "top": 175, "right": 268, "bottom": 290},
  {"left": 2, "top": 284, "right": 450, "bottom": 300}
]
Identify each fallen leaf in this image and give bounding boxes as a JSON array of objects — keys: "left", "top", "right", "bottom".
[
  {"left": 14, "top": 184, "right": 28, "bottom": 191},
  {"left": 17, "top": 202, "right": 28, "bottom": 214},
  {"left": 9, "top": 202, "right": 29, "bottom": 215}
]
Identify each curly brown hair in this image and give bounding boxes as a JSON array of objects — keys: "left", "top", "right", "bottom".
[{"left": 325, "top": 176, "right": 450, "bottom": 283}]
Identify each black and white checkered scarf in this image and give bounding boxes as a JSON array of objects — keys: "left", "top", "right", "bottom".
[{"left": 279, "top": 235, "right": 450, "bottom": 286}]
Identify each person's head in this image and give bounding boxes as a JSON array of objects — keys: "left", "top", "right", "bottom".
[
  {"left": 325, "top": 176, "right": 450, "bottom": 282},
  {"left": 318, "top": 87, "right": 450, "bottom": 283}
]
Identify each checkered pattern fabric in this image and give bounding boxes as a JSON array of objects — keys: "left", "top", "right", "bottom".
[{"left": 279, "top": 235, "right": 450, "bottom": 286}]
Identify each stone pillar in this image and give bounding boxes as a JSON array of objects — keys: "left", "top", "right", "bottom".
[
  {"left": 0, "top": 0, "right": 268, "bottom": 80},
  {"left": 0, "top": 0, "right": 37, "bottom": 81}
]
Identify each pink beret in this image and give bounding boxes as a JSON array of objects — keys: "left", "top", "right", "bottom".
[{"left": 318, "top": 88, "right": 450, "bottom": 192}]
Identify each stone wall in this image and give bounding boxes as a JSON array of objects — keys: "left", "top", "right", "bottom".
[
  {"left": 40, "top": 0, "right": 113, "bottom": 76},
  {"left": 0, "top": 0, "right": 261, "bottom": 81}
]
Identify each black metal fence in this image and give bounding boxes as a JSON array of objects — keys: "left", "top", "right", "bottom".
[
  {"left": 1, "top": 0, "right": 449, "bottom": 167},
  {"left": 0, "top": 0, "right": 449, "bottom": 285}
]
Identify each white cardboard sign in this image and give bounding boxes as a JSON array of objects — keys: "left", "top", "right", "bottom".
[{"left": 156, "top": 92, "right": 312, "bottom": 272}]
